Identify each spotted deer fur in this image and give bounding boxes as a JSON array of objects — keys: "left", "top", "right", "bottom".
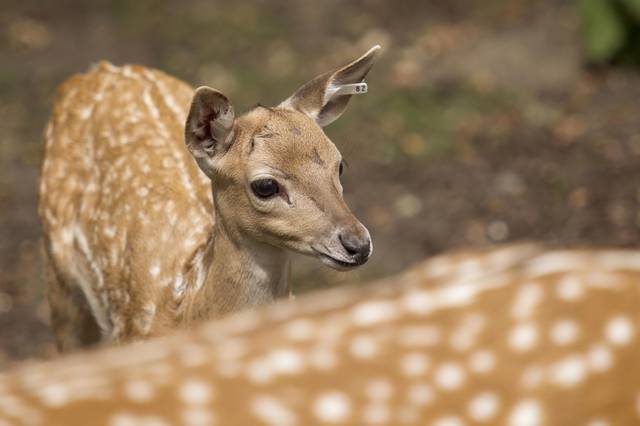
[
  {"left": 2, "top": 244, "right": 640, "bottom": 425},
  {"left": 39, "top": 46, "right": 381, "bottom": 351}
]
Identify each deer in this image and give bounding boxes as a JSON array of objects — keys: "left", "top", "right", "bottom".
[
  {"left": 1, "top": 243, "right": 640, "bottom": 425},
  {"left": 38, "top": 46, "right": 381, "bottom": 352}
]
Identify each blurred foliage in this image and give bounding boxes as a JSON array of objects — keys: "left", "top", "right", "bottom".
[{"left": 579, "top": 0, "right": 640, "bottom": 64}]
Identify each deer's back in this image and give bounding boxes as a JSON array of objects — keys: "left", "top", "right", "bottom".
[
  {"left": 3, "top": 244, "right": 640, "bottom": 424},
  {"left": 39, "top": 62, "right": 213, "bottom": 337}
]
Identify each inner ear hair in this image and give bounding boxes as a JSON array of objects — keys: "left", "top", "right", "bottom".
[{"left": 185, "top": 86, "right": 235, "bottom": 158}]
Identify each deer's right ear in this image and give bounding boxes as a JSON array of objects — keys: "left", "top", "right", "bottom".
[
  {"left": 279, "top": 45, "right": 381, "bottom": 127},
  {"left": 185, "top": 86, "right": 235, "bottom": 175}
]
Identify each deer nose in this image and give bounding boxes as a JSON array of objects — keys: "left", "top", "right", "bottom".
[{"left": 339, "top": 232, "right": 371, "bottom": 264}]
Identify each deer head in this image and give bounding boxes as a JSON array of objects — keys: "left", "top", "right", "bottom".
[{"left": 184, "top": 46, "right": 380, "bottom": 270}]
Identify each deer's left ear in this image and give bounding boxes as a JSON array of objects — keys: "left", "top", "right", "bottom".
[{"left": 279, "top": 45, "right": 381, "bottom": 127}]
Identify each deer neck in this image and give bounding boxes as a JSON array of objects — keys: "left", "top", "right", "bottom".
[{"left": 178, "top": 198, "right": 291, "bottom": 323}]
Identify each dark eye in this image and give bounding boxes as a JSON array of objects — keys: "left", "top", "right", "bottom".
[
  {"left": 251, "top": 179, "right": 280, "bottom": 199},
  {"left": 339, "top": 160, "right": 344, "bottom": 177}
]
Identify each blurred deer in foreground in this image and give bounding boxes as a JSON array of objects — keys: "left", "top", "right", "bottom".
[
  {"left": 2, "top": 244, "right": 640, "bottom": 425},
  {"left": 38, "top": 46, "right": 380, "bottom": 351}
]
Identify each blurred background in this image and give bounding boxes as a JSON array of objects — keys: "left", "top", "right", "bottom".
[{"left": 1, "top": 0, "right": 640, "bottom": 369}]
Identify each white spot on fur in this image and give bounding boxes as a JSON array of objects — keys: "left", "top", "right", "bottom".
[
  {"left": 468, "top": 349, "right": 496, "bottom": 374},
  {"left": 149, "top": 263, "right": 161, "bottom": 278},
  {"left": 352, "top": 301, "right": 398, "bottom": 326},
  {"left": 432, "top": 416, "right": 465, "bottom": 426},
  {"left": 251, "top": 395, "right": 296, "bottom": 426},
  {"left": 511, "top": 283, "right": 543, "bottom": 320},
  {"left": 38, "top": 383, "right": 69, "bottom": 407},
  {"left": 77, "top": 106, "right": 93, "bottom": 119},
  {"left": 400, "top": 352, "right": 430, "bottom": 376},
  {"left": 468, "top": 392, "right": 500, "bottom": 422},
  {"left": 605, "top": 315, "right": 634, "bottom": 346},
  {"left": 178, "top": 343, "right": 209, "bottom": 368},
  {"left": 267, "top": 348, "right": 304, "bottom": 375},
  {"left": 349, "top": 334, "right": 378, "bottom": 359},
  {"left": 313, "top": 391, "right": 351, "bottom": 423},
  {"left": 402, "top": 290, "right": 433, "bottom": 315},
  {"left": 124, "top": 380, "right": 154, "bottom": 403},
  {"left": 449, "top": 313, "right": 485, "bottom": 352},
  {"left": 434, "top": 362, "right": 465, "bottom": 391},
  {"left": 308, "top": 347, "right": 338, "bottom": 371},
  {"left": 556, "top": 275, "right": 584, "bottom": 302},
  {"left": 284, "top": 319, "right": 315, "bottom": 341},
  {"left": 137, "top": 186, "right": 149, "bottom": 197},
  {"left": 438, "top": 284, "right": 475, "bottom": 307},
  {"left": 215, "top": 338, "right": 248, "bottom": 361},
  {"left": 587, "top": 344, "right": 613, "bottom": 372},
  {"left": 246, "top": 358, "right": 274, "bottom": 385},
  {"left": 362, "top": 403, "right": 390, "bottom": 425},
  {"left": 181, "top": 407, "right": 214, "bottom": 426},
  {"left": 142, "top": 88, "right": 160, "bottom": 119},
  {"left": 550, "top": 319, "right": 580, "bottom": 346},
  {"left": 526, "top": 252, "right": 589, "bottom": 277},
  {"left": 509, "top": 322, "right": 538, "bottom": 352},
  {"left": 179, "top": 379, "right": 212, "bottom": 405},
  {"left": 586, "top": 418, "right": 610, "bottom": 426},
  {"left": 108, "top": 413, "right": 137, "bottom": 426},
  {"left": 509, "top": 400, "right": 543, "bottom": 425},
  {"left": 549, "top": 355, "right": 587, "bottom": 388},
  {"left": 397, "top": 325, "right": 441, "bottom": 347},
  {"left": 597, "top": 251, "right": 640, "bottom": 270}
]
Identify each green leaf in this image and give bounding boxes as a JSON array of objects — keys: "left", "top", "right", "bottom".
[
  {"left": 579, "top": 0, "right": 626, "bottom": 62},
  {"left": 621, "top": 0, "right": 640, "bottom": 20}
]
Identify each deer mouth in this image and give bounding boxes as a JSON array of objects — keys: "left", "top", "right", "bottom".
[{"left": 314, "top": 249, "right": 361, "bottom": 270}]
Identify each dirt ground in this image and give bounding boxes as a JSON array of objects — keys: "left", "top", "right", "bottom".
[{"left": 2, "top": 0, "right": 640, "bottom": 369}]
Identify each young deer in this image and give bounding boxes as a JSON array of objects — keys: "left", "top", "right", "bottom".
[
  {"left": 2, "top": 244, "right": 640, "bottom": 425},
  {"left": 39, "top": 46, "right": 380, "bottom": 351}
]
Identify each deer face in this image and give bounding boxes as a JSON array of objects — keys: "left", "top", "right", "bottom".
[
  {"left": 232, "top": 107, "right": 371, "bottom": 269},
  {"left": 185, "top": 46, "right": 380, "bottom": 269}
]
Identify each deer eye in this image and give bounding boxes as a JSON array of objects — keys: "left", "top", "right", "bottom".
[
  {"left": 251, "top": 179, "right": 280, "bottom": 199},
  {"left": 339, "top": 160, "right": 345, "bottom": 177}
]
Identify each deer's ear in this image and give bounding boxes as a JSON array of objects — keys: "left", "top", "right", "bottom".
[
  {"left": 279, "top": 45, "right": 381, "bottom": 127},
  {"left": 185, "top": 86, "right": 235, "bottom": 174}
]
